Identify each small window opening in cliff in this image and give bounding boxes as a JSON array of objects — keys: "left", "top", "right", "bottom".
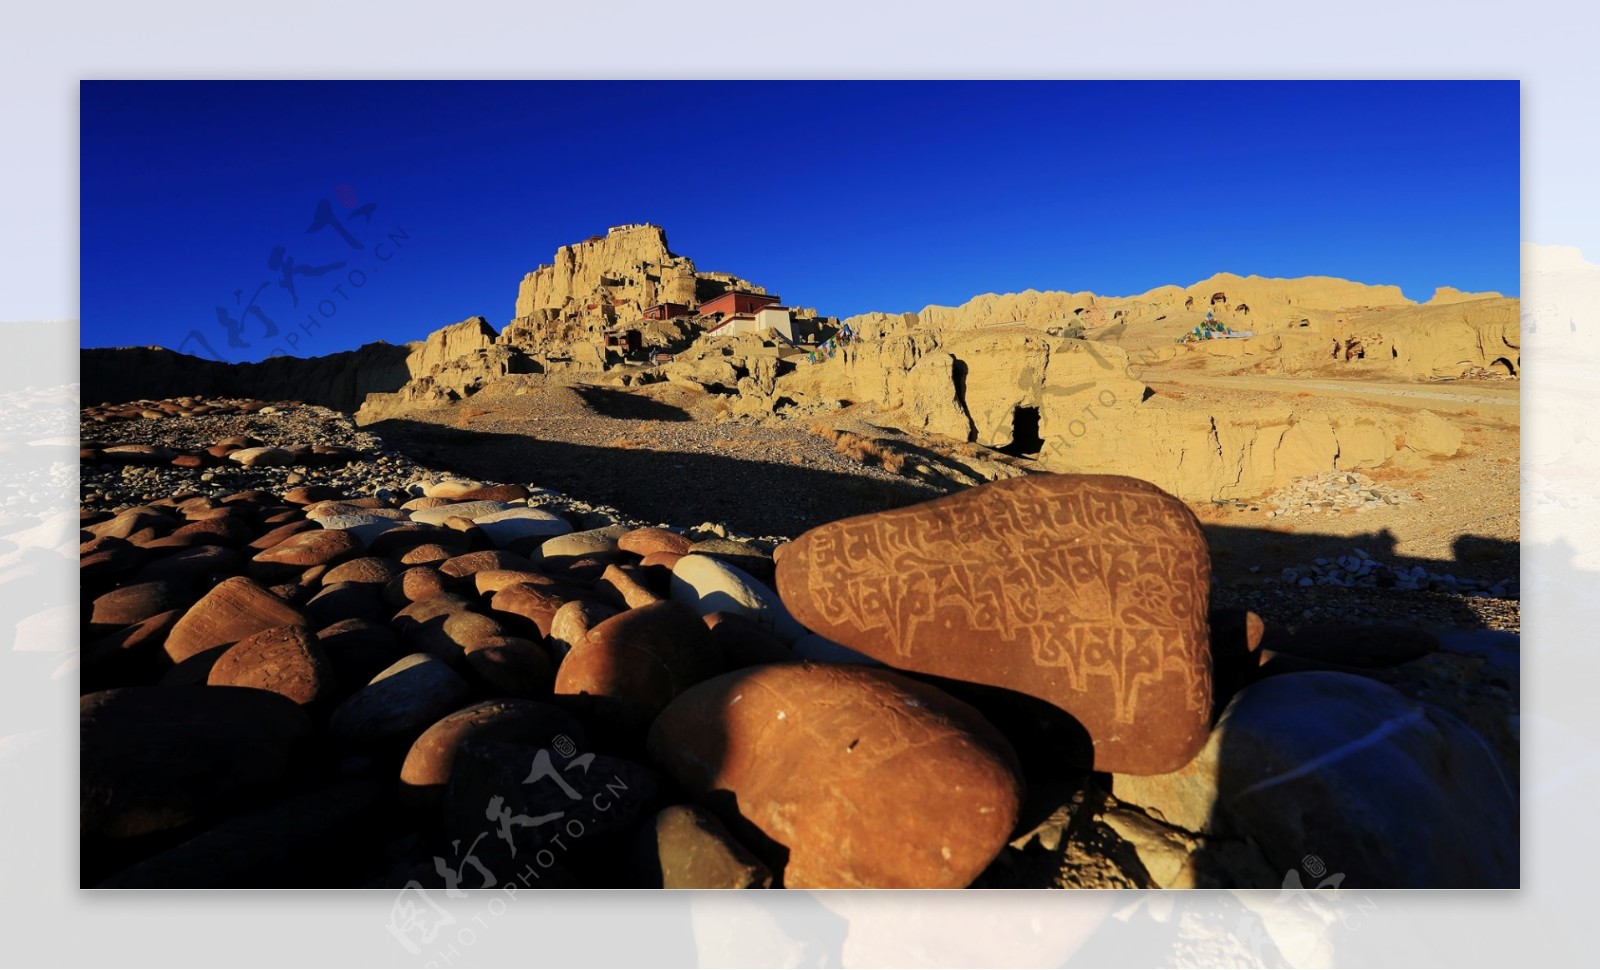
[
  {"left": 1490, "top": 356, "right": 1517, "bottom": 376},
  {"left": 1000, "top": 406, "right": 1044, "bottom": 457},
  {"left": 1392, "top": 346, "right": 1398, "bottom": 358}
]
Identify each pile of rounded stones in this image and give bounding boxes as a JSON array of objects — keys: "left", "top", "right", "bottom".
[
  {"left": 81, "top": 433, "right": 364, "bottom": 472},
  {"left": 82, "top": 396, "right": 274, "bottom": 423},
  {"left": 1273, "top": 549, "right": 1519, "bottom": 599},
  {"left": 1264, "top": 470, "right": 1412, "bottom": 517},
  {"left": 79, "top": 473, "right": 1517, "bottom": 889}
]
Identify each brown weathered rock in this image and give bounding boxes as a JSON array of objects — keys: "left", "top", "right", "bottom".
[
  {"left": 283, "top": 485, "right": 345, "bottom": 506},
  {"left": 89, "top": 580, "right": 190, "bottom": 632},
  {"left": 488, "top": 583, "right": 570, "bottom": 638},
  {"left": 555, "top": 601, "right": 724, "bottom": 741},
  {"left": 595, "top": 563, "right": 663, "bottom": 610},
  {"left": 438, "top": 549, "right": 537, "bottom": 580},
  {"left": 641, "top": 804, "right": 773, "bottom": 889},
  {"left": 411, "top": 609, "right": 506, "bottom": 663},
  {"left": 396, "top": 541, "right": 459, "bottom": 565},
  {"left": 250, "top": 529, "right": 362, "bottom": 581},
  {"left": 455, "top": 483, "right": 529, "bottom": 503},
  {"left": 165, "top": 576, "right": 310, "bottom": 663},
  {"left": 385, "top": 566, "right": 453, "bottom": 607},
  {"left": 81, "top": 686, "right": 312, "bottom": 839},
  {"left": 647, "top": 663, "right": 1023, "bottom": 888},
  {"left": 774, "top": 474, "right": 1213, "bottom": 776},
  {"left": 618, "top": 527, "right": 693, "bottom": 558},
  {"left": 391, "top": 594, "right": 474, "bottom": 649},
  {"left": 206, "top": 625, "right": 334, "bottom": 706},
  {"left": 471, "top": 568, "right": 556, "bottom": 597},
  {"left": 246, "top": 520, "right": 316, "bottom": 553},
  {"left": 322, "top": 556, "right": 403, "bottom": 586}
]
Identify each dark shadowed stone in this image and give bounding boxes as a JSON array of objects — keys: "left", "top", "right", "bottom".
[
  {"left": 81, "top": 686, "right": 312, "bottom": 839},
  {"left": 774, "top": 474, "right": 1213, "bottom": 776},
  {"left": 305, "top": 581, "right": 389, "bottom": 627},
  {"left": 703, "top": 611, "right": 795, "bottom": 669},
  {"left": 134, "top": 545, "right": 244, "bottom": 588},
  {"left": 411, "top": 609, "right": 507, "bottom": 664},
  {"left": 82, "top": 610, "right": 180, "bottom": 691},
  {"left": 206, "top": 624, "right": 334, "bottom": 707},
  {"left": 96, "top": 779, "right": 388, "bottom": 888},
  {"left": 1259, "top": 622, "right": 1440, "bottom": 669},
  {"left": 371, "top": 527, "right": 468, "bottom": 560},
  {"left": 554, "top": 601, "right": 724, "bottom": 744},
  {"left": 1111, "top": 672, "right": 1517, "bottom": 888},
  {"left": 391, "top": 593, "right": 473, "bottom": 648},
  {"left": 686, "top": 538, "right": 775, "bottom": 583},
  {"left": 647, "top": 663, "right": 1023, "bottom": 888},
  {"left": 399, "top": 699, "right": 585, "bottom": 822},
  {"left": 316, "top": 618, "right": 403, "bottom": 694},
  {"left": 165, "top": 576, "right": 309, "bottom": 663},
  {"left": 638, "top": 804, "right": 772, "bottom": 889},
  {"left": 442, "top": 741, "right": 660, "bottom": 884},
  {"left": 328, "top": 654, "right": 471, "bottom": 748},
  {"left": 463, "top": 636, "right": 555, "bottom": 697}
]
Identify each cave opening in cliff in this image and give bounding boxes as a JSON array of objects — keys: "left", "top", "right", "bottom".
[
  {"left": 1000, "top": 406, "right": 1044, "bottom": 457},
  {"left": 1490, "top": 356, "right": 1517, "bottom": 376}
]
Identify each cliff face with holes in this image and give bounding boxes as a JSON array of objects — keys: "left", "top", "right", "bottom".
[{"left": 763, "top": 321, "right": 1467, "bottom": 502}]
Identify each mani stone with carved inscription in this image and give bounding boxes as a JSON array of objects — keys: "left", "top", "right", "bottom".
[{"left": 774, "top": 473, "right": 1213, "bottom": 775}]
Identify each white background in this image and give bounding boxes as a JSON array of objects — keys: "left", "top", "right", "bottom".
[{"left": 3, "top": 2, "right": 1593, "bottom": 966}]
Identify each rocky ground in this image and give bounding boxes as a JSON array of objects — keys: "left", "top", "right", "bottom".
[{"left": 78, "top": 396, "right": 1520, "bottom": 894}]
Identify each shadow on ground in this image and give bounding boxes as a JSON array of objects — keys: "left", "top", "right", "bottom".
[{"left": 367, "top": 418, "right": 946, "bottom": 538}]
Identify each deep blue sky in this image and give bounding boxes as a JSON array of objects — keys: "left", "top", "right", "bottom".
[{"left": 80, "top": 81, "right": 1519, "bottom": 362}]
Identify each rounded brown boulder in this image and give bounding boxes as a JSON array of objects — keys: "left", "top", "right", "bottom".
[
  {"left": 555, "top": 601, "right": 724, "bottom": 742},
  {"left": 488, "top": 583, "right": 570, "bottom": 639},
  {"left": 618, "top": 527, "right": 693, "bottom": 558},
  {"left": 206, "top": 624, "right": 334, "bottom": 707},
  {"left": 647, "top": 663, "right": 1023, "bottom": 888},
  {"left": 165, "top": 576, "right": 310, "bottom": 663},
  {"left": 89, "top": 580, "right": 190, "bottom": 633},
  {"left": 250, "top": 529, "right": 362, "bottom": 581},
  {"left": 773, "top": 473, "right": 1214, "bottom": 776}
]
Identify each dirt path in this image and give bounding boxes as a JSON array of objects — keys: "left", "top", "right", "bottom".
[{"left": 1145, "top": 371, "right": 1520, "bottom": 417}]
